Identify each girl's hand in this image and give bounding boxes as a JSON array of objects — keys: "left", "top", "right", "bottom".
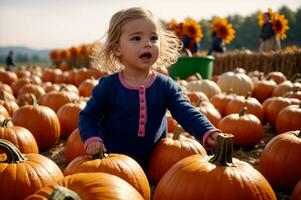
[
  {"left": 86, "top": 141, "right": 107, "bottom": 155},
  {"left": 206, "top": 131, "right": 219, "bottom": 148}
]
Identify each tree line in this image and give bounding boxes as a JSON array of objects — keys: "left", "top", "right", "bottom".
[{"left": 199, "top": 5, "right": 301, "bottom": 51}]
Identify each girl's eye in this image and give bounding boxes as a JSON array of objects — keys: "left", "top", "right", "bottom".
[
  {"left": 131, "top": 36, "right": 141, "bottom": 41},
  {"left": 151, "top": 36, "right": 158, "bottom": 41}
]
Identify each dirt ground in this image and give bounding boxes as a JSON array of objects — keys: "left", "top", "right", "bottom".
[{"left": 41, "top": 124, "right": 291, "bottom": 200}]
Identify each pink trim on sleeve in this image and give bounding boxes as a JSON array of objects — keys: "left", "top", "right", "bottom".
[
  {"left": 202, "top": 129, "right": 221, "bottom": 149},
  {"left": 84, "top": 137, "right": 103, "bottom": 151}
]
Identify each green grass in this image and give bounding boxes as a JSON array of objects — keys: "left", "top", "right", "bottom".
[{"left": 15, "top": 60, "right": 52, "bottom": 68}]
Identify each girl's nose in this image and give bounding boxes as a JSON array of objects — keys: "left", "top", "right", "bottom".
[{"left": 144, "top": 41, "right": 152, "bottom": 48}]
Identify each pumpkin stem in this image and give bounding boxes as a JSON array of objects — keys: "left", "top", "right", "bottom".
[
  {"left": 0, "top": 91, "right": 4, "bottom": 100},
  {"left": 297, "top": 131, "right": 301, "bottom": 138},
  {"left": 245, "top": 92, "right": 252, "bottom": 99},
  {"left": 29, "top": 93, "right": 37, "bottom": 105},
  {"left": 209, "top": 133, "right": 236, "bottom": 167},
  {"left": 173, "top": 126, "right": 184, "bottom": 140},
  {"left": 239, "top": 107, "right": 248, "bottom": 117},
  {"left": 226, "top": 89, "right": 234, "bottom": 95},
  {"left": 1, "top": 119, "right": 11, "bottom": 128},
  {"left": 92, "top": 151, "right": 107, "bottom": 160},
  {"left": 195, "top": 73, "right": 202, "bottom": 80},
  {"left": 48, "top": 186, "right": 82, "bottom": 200},
  {"left": 0, "top": 139, "right": 27, "bottom": 163}
]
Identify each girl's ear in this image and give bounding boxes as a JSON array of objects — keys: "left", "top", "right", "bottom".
[{"left": 113, "top": 44, "right": 121, "bottom": 57}]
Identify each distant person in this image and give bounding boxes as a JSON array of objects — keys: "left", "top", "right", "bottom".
[
  {"left": 208, "top": 31, "right": 226, "bottom": 55},
  {"left": 259, "top": 12, "right": 281, "bottom": 52},
  {"left": 5, "top": 51, "right": 15, "bottom": 71}
]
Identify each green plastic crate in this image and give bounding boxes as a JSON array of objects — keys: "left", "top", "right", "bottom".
[{"left": 170, "top": 56, "right": 214, "bottom": 80}]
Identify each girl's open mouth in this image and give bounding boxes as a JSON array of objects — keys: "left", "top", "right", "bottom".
[{"left": 139, "top": 52, "right": 152, "bottom": 59}]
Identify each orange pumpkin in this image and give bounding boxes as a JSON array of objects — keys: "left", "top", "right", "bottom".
[
  {"left": 25, "top": 173, "right": 144, "bottom": 200},
  {"left": 64, "top": 152, "right": 151, "bottom": 200},
  {"left": 198, "top": 101, "right": 221, "bottom": 127},
  {"left": 148, "top": 128, "right": 207, "bottom": 185},
  {"left": 0, "top": 139, "right": 63, "bottom": 200},
  {"left": 252, "top": 78, "right": 277, "bottom": 103},
  {"left": 210, "top": 91, "right": 236, "bottom": 117},
  {"left": 263, "top": 97, "right": 300, "bottom": 128},
  {"left": 64, "top": 129, "right": 85, "bottom": 163},
  {"left": 260, "top": 130, "right": 301, "bottom": 192},
  {"left": 12, "top": 98, "right": 61, "bottom": 151},
  {"left": 78, "top": 77, "right": 98, "bottom": 97},
  {"left": 218, "top": 107, "right": 264, "bottom": 148},
  {"left": 226, "top": 93, "right": 264, "bottom": 122},
  {"left": 57, "top": 101, "right": 86, "bottom": 139},
  {"left": 0, "top": 119, "right": 38, "bottom": 153},
  {"left": 39, "top": 89, "right": 79, "bottom": 112},
  {"left": 154, "top": 134, "right": 276, "bottom": 200},
  {"left": 276, "top": 105, "right": 301, "bottom": 134}
]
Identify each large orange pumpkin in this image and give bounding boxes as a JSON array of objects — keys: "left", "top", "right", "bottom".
[
  {"left": 64, "top": 152, "right": 151, "bottom": 200},
  {"left": 260, "top": 130, "right": 301, "bottom": 192},
  {"left": 12, "top": 99, "right": 61, "bottom": 151},
  {"left": 154, "top": 134, "right": 276, "bottom": 200},
  {"left": 148, "top": 129, "right": 207, "bottom": 185},
  {"left": 25, "top": 172, "right": 144, "bottom": 200},
  {"left": 0, "top": 139, "right": 63, "bottom": 200}
]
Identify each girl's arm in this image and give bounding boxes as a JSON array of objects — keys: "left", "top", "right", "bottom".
[
  {"left": 78, "top": 77, "right": 109, "bottom": 146},
  {"left": 165, "top": 77, "right": 220, "bottom": 148}
]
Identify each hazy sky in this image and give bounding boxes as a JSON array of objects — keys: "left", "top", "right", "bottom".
[{"left": 0, "top": 0, "right": 300, "bottom": 50}]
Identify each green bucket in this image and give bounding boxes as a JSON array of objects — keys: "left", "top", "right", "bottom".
[{"left": 170, "top": 56, "right": 214, "bottom": 80}]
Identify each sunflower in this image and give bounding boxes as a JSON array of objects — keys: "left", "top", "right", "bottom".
[
  {"left": 272, "top": 12, "right": 289, "bottom": 40},
  {"left": 258, "top": 9, "right": 289, "bottom": 40},
  {"left": 211, "top": 17, "right": 235, "bottom": 44},
  {"left": 182, "top": 18, "right": 203, "bottom": 42}
]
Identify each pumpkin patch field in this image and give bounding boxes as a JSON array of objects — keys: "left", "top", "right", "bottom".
[{"left": 0, "top": 66, "right": 300, "bottom": 200}]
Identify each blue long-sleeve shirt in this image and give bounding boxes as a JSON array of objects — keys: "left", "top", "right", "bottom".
[
  {"left": 259, "top": 22, "right": 275, "bottom": 40},
  {"left": 78, "top": 71, "right": 217, "bottom": 168}
]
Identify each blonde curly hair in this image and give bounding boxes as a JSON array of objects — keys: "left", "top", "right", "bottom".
[{"left": 92, "top": 7, "right": 183, "bottom": 73}]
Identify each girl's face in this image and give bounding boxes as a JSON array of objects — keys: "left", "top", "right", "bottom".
[{"left": 115, "top": 17, "right": 160, "bottom": 72}]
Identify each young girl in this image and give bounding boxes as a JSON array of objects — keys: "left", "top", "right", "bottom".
[{"left": 79, "top": 7, "right": 220, "bottom": 169}]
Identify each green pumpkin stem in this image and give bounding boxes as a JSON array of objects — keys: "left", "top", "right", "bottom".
[
  {"left": 48, "top": 186, "right": 82, "bottom": 200},
  {"left": 92, "top": 151, "right": 107, "bottom": 160},
  {"left": 0, "top": 139, "right": 27, "bottom": 163},
  {"left": 209, "top": 133, "right": 236, "bottom": 167},
  {"left": 1, "top": 119, "right": 11, "bottom": 128}
]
